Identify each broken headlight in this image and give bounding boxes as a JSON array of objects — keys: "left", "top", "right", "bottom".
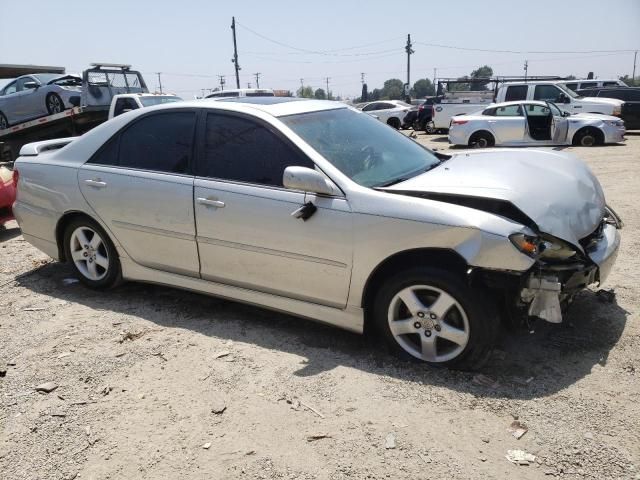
[{"left": 509, "top": 233, "right": 577, "bottom": 261}]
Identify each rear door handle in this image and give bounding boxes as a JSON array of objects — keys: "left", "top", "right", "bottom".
[
  {"left": 197, "top": 197, "right": 226, "bottom": 208},
  {"left": 85, "top": 178, "right": 107, "bottom": 188}
]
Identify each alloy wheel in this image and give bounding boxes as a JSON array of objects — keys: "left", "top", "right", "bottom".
[
  {"left": 580, "top": 135, "right": 595, "bottom": 147},
  {"left": 387, "top": 285, "right": 470, "bottom": 363},
  {"left": 69, "top": 226, "right": 109, "bottom": 281},
  {"left": 48, "top": 95, "right": 63, "bottom": 113}
]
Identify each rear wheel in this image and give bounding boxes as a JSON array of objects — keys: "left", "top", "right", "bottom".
[
  {"left": 372, "top": 267, "right": 498, "bottom": 370},
  {"left": 468, "top": 131, "right": 495, "bottom": 148},
  {"left": 425, "top": 121, "right": 436, "bottom": 134},
  {"left": 63, "top": 217, "right": 121, "bottom": 289},
  {"left": 0, "top": 112, "right": 8, "bottom": 130},
  {"left": 46, "top": 93, "right": 64, "bottom": 114},
  {"left": 573, "top": 127, "right": 602, "bottom": 147},
  {"left": 387, "top": 117, "right": 401, "bottom": 129}
]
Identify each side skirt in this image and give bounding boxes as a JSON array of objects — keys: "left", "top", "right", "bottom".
[{"left": 120, "top": 257, "right": 365, "bottom": 334}]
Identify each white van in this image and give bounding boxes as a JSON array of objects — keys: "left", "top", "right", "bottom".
[
  {"left": 557, "top": 79, "right": 627, "bottom": 91},
  {"left": 205, "top": 88, "right": 274, "bottom": 99}
]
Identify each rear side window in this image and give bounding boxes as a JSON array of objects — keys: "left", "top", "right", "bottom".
[
  {"left": 504, "top": 85, "right": 527, "bottom": 101},
  {"left": 565, "top": 83, "right": 578, "bottom": 91},
  {"left": 579, "top": 82, "right": 598, "bottom": 89},
  {"left": 118, "top": 112, "right": 195, "bottom": 173},
  {"left": 495, "top": 105, "right": 523, "bottom": 116},
  {"left": 89, "top": 136, "right": 119, "bottom": 166},
  {"left": 483, "top": 108, "right": 496, "bottom": 116},
  {"left": 199, "top": 113, "right": 314, "bottom": 187},
  {"left": 603, "top": 82, "right": 619, "bottom": 87}
]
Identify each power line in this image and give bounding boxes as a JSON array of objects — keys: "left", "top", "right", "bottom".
[{"left": 414, "top": 41, "right": 637, "bottom": 55}]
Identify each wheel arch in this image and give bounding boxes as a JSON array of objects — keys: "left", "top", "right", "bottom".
[
  {"left": 361, "top": 248, "right": 469, "bottom": 330},
  {"left": 468, "top": 129, "right": 495, "bottom": 146},
  {"left": 55, "top": 210, "right": 110, "bottom": 262},
  {"left": 572, "top": 126, "right": 604, "bottom": 145}
]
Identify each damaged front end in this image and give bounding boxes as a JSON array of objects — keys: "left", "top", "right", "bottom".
[{"left": 510, "top": 206, "right": 622, "bottom": 325}]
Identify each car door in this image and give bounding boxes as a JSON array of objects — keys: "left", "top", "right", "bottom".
[
  {"left": 78, "top": 110, "right": 201, "bottom": 277},
  {"left": 0, "top": 81, "right": 19, "bottom": 124},
  {"left": 193, "top": 111, "right": 353, "bottom": 308},
  {"left": 15, "top": 76, "right": 44, "bottom": 120},
  {"left": 547, "top": 102, "right": 569, "bottom": 143},
  {"left": 487, "top": 104, "right": 526, "bottom": 144}
]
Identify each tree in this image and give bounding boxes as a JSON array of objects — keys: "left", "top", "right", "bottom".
[
  {"left": 361, "top": 83, "right": 368, "bottom": 102},
  {"left": 412, "top": 78, "right": 435, "bottom": 98},
  {"left": 314, "top": 88, "right": 326, "bottom": 99},
  {"left": 296, "top": 85, "right": 314, "bottom": 98},
  {"left": 620, "top": 75, "right": 640, "bottom": 87},
  {"left": 382, "top": 78, "right": 404, "bottom": 99},
  {"left": 469, "top": 65, "right": 494, "bottom": 91}
]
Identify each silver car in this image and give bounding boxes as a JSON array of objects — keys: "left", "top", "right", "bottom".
[
  {"left": 13, "top": 98, "right": 622, "bottom": 369},
  {"left": 448, "top": 100, "right": 626, "bottom": 148},
  {"left": 0, "top": 73, "right": 82, "bottom": 129}
]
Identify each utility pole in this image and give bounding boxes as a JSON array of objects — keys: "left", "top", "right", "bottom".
[
  {"left": 247, "top": 82, "right": 251, "bottom": 88},
  {"left": 405, "top": 34, "right": 414, "bottom": 97},
  {"left": 361, "top": 72, "right": 365, "bottom": 85},
  {"left": 156, "top": 72, "right": 163, "bottom": 94},
  {"left": 433, "top": 68, "right": 437, "bottom": 90},
  {"left": 201, "top": 88, "right": 205, "bottom": 98},
  {"left": 231, "top": 16, "right": 241, "bottom": 89},
  {"left": 217, "top": 75, "right": 226, "bottom": 91},
  {"left": 524, "top": 60, "right": 529, "bottom": 82},
  {"left": 633, "top": 51, "right": 637, "bottom": 82},
  {"left": 325, "top": 77, "right": 331, "bottom": 99},
  {"left": 254, "top": 72, "right": 261, "bottom": 88}
]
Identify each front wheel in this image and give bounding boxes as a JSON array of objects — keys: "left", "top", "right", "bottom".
[
  {"left": 468, "top": 131, "right": 495, "bottom": 148},
  {"left": 573, "top": 128, "right": 602, "bottom": 147},
  {"left": 63, "top": 217, "right": 121, "bottom": 289},
  {"left": 46, "top": 93, "right": 64, "bottom": 114},
  {"left": 372, "top": 268, "right": 498, "bottom": 370},
  {"left": 0, "top": 112, "right": 8, "bottom": 130},
  {"left": 387, "top": 117, "right": 401, "bottom": 129}
]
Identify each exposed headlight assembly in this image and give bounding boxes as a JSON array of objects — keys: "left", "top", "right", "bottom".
[
  {"left": 509, "top": 233, "right": 578, "bottom": 261},
  {"left": 605, "top": 119, "right": 624, "bottom": 127}
]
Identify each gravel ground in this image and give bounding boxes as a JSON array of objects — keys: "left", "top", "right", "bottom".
[{"left": 1, "top": 133, "right": 639, "bottom": 480}]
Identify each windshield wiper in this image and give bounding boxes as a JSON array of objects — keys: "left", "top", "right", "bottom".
[{"left": 375, "top": 162, "right": 442, "bottom": 188}]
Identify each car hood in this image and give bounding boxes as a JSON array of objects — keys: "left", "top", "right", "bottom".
[
  {"left": 384, "top": 149, "right": 605, "bottom": 247},
  {"left": 571, "top": 112, "right": 620, "bottom": 122},
  {"left": 580, "top": 96, "right": 624, "bottom": 106}
]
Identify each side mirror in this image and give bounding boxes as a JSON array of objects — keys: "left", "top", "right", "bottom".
[
  {"left": 558, "top": 93, "right": 570, "bottom": 104},
  {"left": 562, "top": 111, "right": 571, "bottom": 117},
  {"left": 23, "top": 81, "right": 38, "bottom": 90},
  {"left": 283, "top": 166, "right": 341, "bottom": 196}
]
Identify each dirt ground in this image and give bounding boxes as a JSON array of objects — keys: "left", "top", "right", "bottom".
[{"left": 1, "top": 133, "right": 639, "bottom": 480}]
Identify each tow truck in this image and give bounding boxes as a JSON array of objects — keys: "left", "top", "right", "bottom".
[{"left": 0, "top": 63, "right": 148, "bottom": 164}]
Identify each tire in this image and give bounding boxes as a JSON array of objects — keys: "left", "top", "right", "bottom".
[
  {"left": 387, "top": 117, "right": 401, "bottom": 129},
  {"left": 468, "top": 131, "right": 495, "bottom": 148},
  {"left": 0, "top": 112, "right": 8, "bottom": 130},
  {"left": 372, "top": 267, "right": 498, "bottom": 370},
  {"left": 425, "top": 121, "right": 436, "bottom": 134},
  {"left": 572, "top": 127, "right": 602, "bottom": 147},
  {"left": 63, "top": 217, "right": 121, "bottom": 289},
  {"left": 46, "top": 93, "right": 64, "bottom": 114}
]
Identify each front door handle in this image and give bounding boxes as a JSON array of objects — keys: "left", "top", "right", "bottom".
[
  {"left": 85, "top": 178, "right": 107, "bottom": 188},
  {"left": 197, "top": 197, "right": 226, "bottom": 208}
]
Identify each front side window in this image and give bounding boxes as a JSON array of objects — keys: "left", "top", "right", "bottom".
[
  {"left": 603, "top": 81, "right": 619, "bottom": 87},
  {"left": 16, "top": 77, "right": 37, "bottom": 91},
  {"left": 281, "top": 108, "right": 441, "bottom": 188},
  {"left": 524, "top": 104, "right": 550, "bottom": 116},
  {"left": 2, "top": 81, "right": 17, "bottom": 95},
  {"left": 113, "top": 98, "right": 139, "bottom": 117},
  {"left": 580, "top": 82, "right": 597, "bottom": 89},
  {"left": 199, "top": 113, "right": 313, "bottom": 187},
  {"left": 504, "top": 85, "right": 528, "bottom": 101},
  {"left": 534, "top": 85, "right": 563, "bottom": 102},
  {"left": 118, "top": 112, "right": 195, "bottom": 173},
  {"left": 362, "top": 103, "right": 379, "bottom": 112},
  {"left": 565, "top": 83, "right": 578, "bottom": 91},
  {"left": 494, "top": 105, "right": 523, "bottom": 116}
]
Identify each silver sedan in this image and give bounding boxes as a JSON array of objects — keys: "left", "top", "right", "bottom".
[
  {"left": 13, "top": 98, "right": 622, "bottom": 369},
  {"left": 0, "top": 73, "right": 82, "bottom": 129},
  {"left": 448, "top": 100, "right": 625, "bottom": 148}
]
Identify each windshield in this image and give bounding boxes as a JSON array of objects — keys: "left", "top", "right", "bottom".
[
  {"left": 32, "top": 73, "right": 63, "bottom": 83},
  {"left": 547, "top": 102, "right": 563, "bottom": 116},
  {"left": 281, "top": 108, "right": 441, "bottom": 188},
  {"left": 139, "top": 96, "right": 182, "bottom": 107},
  {"left": 556, "top": 83, "right": 579, "bottom": 98}
]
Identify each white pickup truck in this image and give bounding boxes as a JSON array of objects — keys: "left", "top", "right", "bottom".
[
  {"left": 108, "top": 93, "right": 182, "bottom": 119},
  {"left": 432, "top": 80, "right": 625, "bottom": 132}
]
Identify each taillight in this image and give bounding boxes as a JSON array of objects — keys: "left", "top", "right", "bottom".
[
  {"left": 12, "top": 169, "right": 19, "bottom": 188},
  {"left": 451, "top": 119, "right": 468, "bottom": 125},
  {"left": 418, "top": 105, "right": 424, "bottom": 111}
]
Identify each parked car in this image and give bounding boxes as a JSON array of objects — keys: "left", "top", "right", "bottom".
[
  {"left": 0, "top": 165, "right": 16, "bottom": 226},
  {"left": 358, "top": 100, "right": 413, "bottom": 129},
  {"left": 449, "top": 100, "right": 625, "bottom": 148},
  {"left": 576, "top": 87, "right": 640, "bottom": 130},
  {"left": 494, "top": 81, "right": 624, "bottom": 117},
  {"left": 414, "top": 96, "right": 443, "bottom": 133},
  {"left": 206, "top": 88, "right": 274, "bottom": 99},
  {"left": 13, "top": 98, "right": 622, "bottom": 369},
  {"left": 558, "top": 79, "right": 628, "bottom": 92},
  {"left": 108, "top": 93, "right": 183, "bottom": 119},
  {"left": 0, "top": 73, "right": 82, "bottom": 129}
]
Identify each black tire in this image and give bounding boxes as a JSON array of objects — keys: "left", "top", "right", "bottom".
[
  {"left": 387, "top": 117, "right": 401, "bottom": 129},
  {"left": 468, "top": 131, "right": 495, "bottom": 148},
  {"left": 372, "top": 267, "right": 498, "bottom": 370},
  {"left": 0, "top": 112, "right": 8, "bottom": 130},
  {"left": 63, "top": 217, "right": 121, "bottom": 289},
  {"left": 572, "top": 127, "right": 602, "bottom": 147},
  {"left": 425, "top": 122, "right": 436, "bottom": 134},
  {"left": 46, "top": 93, "right": 64, "bottom": 114}
]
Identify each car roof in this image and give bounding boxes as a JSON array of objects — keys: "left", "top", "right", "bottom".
[{"left": 487, "top": 100, "right": 550, "bottom": 108}]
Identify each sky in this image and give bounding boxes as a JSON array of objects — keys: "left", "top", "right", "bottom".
[{"left": 1, "top": 0, "right": 638, "bottom": 99}]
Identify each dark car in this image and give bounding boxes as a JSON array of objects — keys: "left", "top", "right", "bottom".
[
  {"left": 412, "top": 96, "right": 443, "bottom": 133},
  {"left": 577, "top": 87, "right": 640, "bottom": 130}
]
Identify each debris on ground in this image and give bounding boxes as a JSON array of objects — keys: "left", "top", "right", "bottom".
[
  {"left": 472, "top": 374, "right": 499, "bottom": 389},
  {"left": 214, "top": 350, "right": 231, "bottom": 359},
  {"left": 0, "top": 367, "right": 6, "bottom": 378},
  {"left": 306, "top": 433, "right": 331, "bottom": 442},
  {"left": 211, "top": 400, "right": 227, "bottom": 415},
  {"left": 98, "top": 385, "right": 113, "bottom": 396},
  {"left": 35, "top": 382, "right": 58, "bottom": 393},
  {"left": 385, "top": 433, "right": 396, "bottom": 449},
  {"left": 62, "top": 278, "right": 79, "bottom": 286},
  {"left": 57, "top": 352, "right": 72, "bottom": 359},
  {"left": 118, "top": 330, "right": 145, "bottom": 343},
  {"left": 202, "top": 442, "right": 211, "bottom": 449},
  {"left": 506, "top": 449, "right": 536, "bottom": 465},
  {"left": 595, "top": 289, "right": 616, "bottom": 303},
  {"left": 508, "top": 420, "right": 528, "bottom": 440},
  {"left": 23, "top": 307, "right": 46, "bottom": 312}
]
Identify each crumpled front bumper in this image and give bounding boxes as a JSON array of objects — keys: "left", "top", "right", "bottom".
[{"left": 520, "top": 222, "right": 621, "bottom": 323}]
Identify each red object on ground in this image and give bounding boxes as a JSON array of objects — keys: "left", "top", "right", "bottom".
[{"left": 0, "top": 167, "right": 16, "bottom": 225}]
